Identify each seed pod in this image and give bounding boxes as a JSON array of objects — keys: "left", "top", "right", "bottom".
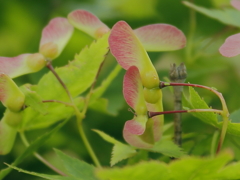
[
  {"left": 0, "top": 112, "right": 17, "bottom": 155},
  {"left": 4, "top": 109, "right": 22, "bottom": 127},
  {"left": 0, "top": 73, "right": 25, "bottom": 112},
  {"left": 143, "top": 87, "right": 161, "bottom": 104}
]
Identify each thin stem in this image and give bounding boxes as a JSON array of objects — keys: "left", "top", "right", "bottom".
[
  {"left": 46, "top": 60, "right": 74, "bottom": 104},
  {"left": 42, "top": 100, "right": 74, "bottom": 107},
  {"left": 76, "top": 116, "right": 101, "bottom": 168},
  {"left": 19, "top": 132, "right": 66, "bottom": 176},
  {"left": 216, "top": 115, "right": 229, "bottom": 154},
  {"left": 148, "top": 108, "right": 223, "bottom": 118},
  {"left": 211, "top": 131, "right": 219, "bottom": 157},
  {"left": 46, "top": 60, "right": 101, "bottom": 166},
  {"left": 185, "top": 0, "right": 196, "bottom": 63},
  {"left": 75, "top": 60, "right": 109, "bottom": 168},
  {"left": 160, "top": 82, "right": 229, "bottom": 113},
  {"left": 81, "top": 61, "right": 105, "bottom": 116},
  {"left": 81, "top": 50, "right": 111, "bottom": 115},
  {"left": 169, "top": 63, "right": 187, "bottom": 146}
]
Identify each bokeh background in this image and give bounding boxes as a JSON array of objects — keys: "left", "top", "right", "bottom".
[{"left": 1, "top": 0, "right": 240, "bottom": 179}]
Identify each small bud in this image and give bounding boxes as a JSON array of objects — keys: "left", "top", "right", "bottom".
[
  {"left": 177, "top": 63, "right": 187, "bottom": 80},
  {"left": 169, "top": 63, "right": 178, "bottom": 80},
  {"left": 169, "top": 63, "right": 187, "bottom": 83}
]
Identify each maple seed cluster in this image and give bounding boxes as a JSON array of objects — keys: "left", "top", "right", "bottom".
[{"left": 0, "top": 9, "right": 187, "bottom": 154}]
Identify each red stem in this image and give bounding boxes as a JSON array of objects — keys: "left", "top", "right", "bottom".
[
  {"left": 160, "top": 81, "right": 228, "bottom": 113},
  {"left": 149, "top": 110, "right": 188, "bottom": 117},
  {"left": 46, "top": 60, "right": 73, "bottom": 103},
  {"left": 148, "top": 108, "right": 222, "bottom": 118},
  {"left": 160, "top": 81, "right": 210, "bottom": 89}
]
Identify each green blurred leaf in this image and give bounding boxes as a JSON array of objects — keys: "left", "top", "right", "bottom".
[
  {"left": 55, "top": 149, "right": 98, "bottom": 180},
  {"left": 183, "top": 1, "right": 240, "bottom": 28},
  {"left": 218, "top": 121, "right": 240, "bottom": 137},
  {"left": 96, "top": 150, "right": 238, "bottom": 180},
  {"left": 20, "top": 84, "right": 48, "bottom": 115},
  {"left": 93, "top": 129, "right": 137, "bottom": 166},
  {"left": 127, "top": 150, "right": 148, "bottom": 165},
  {"left": 0, "top": 118, "right": 68, "bottom": 180},
  {"left": 88, "top": 98, "right": 110, "bottom": 115},
  {"left": 169, "top": 150, "right": 233, "bottom": 180},
  {"left": 96, "top": 161, "right": 170, "bottom": 180},
  {"left": 216, "top": 161, "right": 240, "bottom": 179},
  {"left": 229, "top": 109, "right": 240, "bottom": 123},
  {"left": 163, "top": 123, "right": 173, "bottom": 133},
  {"left": 111, "top": 143, "right": 136, "bottom": 166},
  {"left": 188, "top": 86, "right": 218, "bottom": 126},
  {"left": 0, "top": 114, "right": 17, "bottom": 155},
  {"left": 5, "top": 164, "right": 73, "bottom": 180},
  {"left": 148, "top": 138, "right": 184, "bottom": 158},
  {"left": 95, "top": 0, "right": 158, "bottom": 19},
  {"left": 212, "top": 0, "right": 230, "bottom": 7}
]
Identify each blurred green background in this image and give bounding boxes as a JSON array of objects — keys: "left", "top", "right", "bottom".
[{"left": 1, "top": 0, "right": 240, "bottom": 179}]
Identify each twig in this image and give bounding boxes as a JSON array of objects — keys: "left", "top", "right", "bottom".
[
  {"left": 46, "top": 60, "right": 74, "bottom": 104},
  {"left": 45, "top": 59, "right": 101, "bottom": 167},
  {"left": 169, "top": 63, "right": 187, "bottom": 146}
]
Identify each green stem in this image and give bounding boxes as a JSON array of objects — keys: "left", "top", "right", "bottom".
[
  {"left": 46, "top": 59, "right": 101, "bottom": 167},
  {"left": 73, "top": 59, "right": 106, "bottom": 167},
  {"left": 42, "top": 100, "right": 74, "bottom": 107},
  {"left": 19, "top": 132, "right": 66, "bottom": 176},
  {"left": 46, "top": 60, "right": 74, "bottom": 104},
  {"left": 73, "top": 105, "right": 101, "bottom": 167},
  {"left": 216, "top": 114, "right": 229, "bottom": 154},
  {"left": 210, "top": 131, "right": 219, "bottom": 157},
  {"left": 76, "top": 115, "right": 101, "bottom": 168},
  {"left": 81, "top": 61, "right": 105, "bottom": 116},
  {"left": 185, "top": 0, "right": 196, "bottom": 63}
]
